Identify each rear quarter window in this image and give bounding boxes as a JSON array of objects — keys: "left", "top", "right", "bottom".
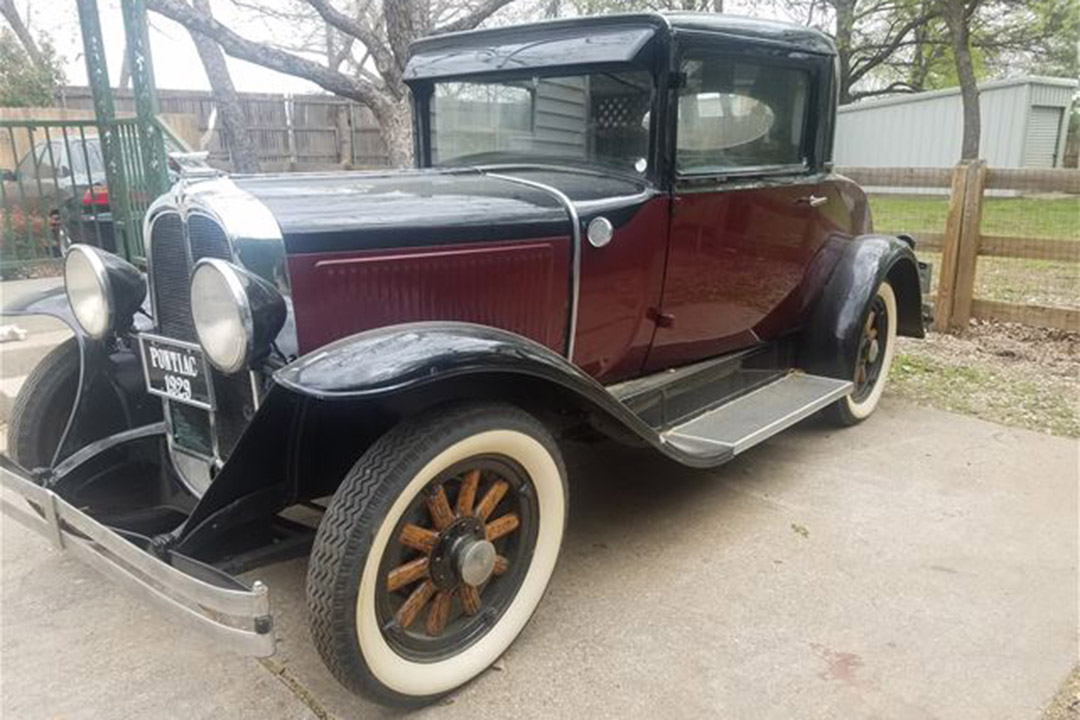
[{"left": 676, "top": 58, "right": 810, "bottom": 175}]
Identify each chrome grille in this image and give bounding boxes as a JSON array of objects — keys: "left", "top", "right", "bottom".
[
  {"left": 188, "top": 214, "right": 232, "bottom": 262},
  {"left": 148, "top": 209, "right": 256, "bottom": 464},
  {"left": 149, "top": 213, "right": 195, "bottom": 342}
]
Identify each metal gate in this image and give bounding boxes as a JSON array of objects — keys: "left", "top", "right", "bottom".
[{"left": 0, "top": 0, "right": 170, "bottom": 276}]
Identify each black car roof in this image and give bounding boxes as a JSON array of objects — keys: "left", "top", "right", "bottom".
[{"left": 407, "top": 12, "right": 836, "bottom": 78}]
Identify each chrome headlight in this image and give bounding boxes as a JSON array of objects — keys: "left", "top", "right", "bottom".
[
  {"left": 64, "top": 244, "right": 145, "bottom": 339},
  {"left": 190, "top": 258, "right": 285, "bottom": 374}
]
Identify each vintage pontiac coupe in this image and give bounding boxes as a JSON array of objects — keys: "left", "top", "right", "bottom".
[{"left": 1, "top": 12, "right": 923, "bottom": 706}]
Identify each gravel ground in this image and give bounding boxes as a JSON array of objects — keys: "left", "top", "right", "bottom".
[{"left": 887, "top": 320, "right": 1080, "bottom": 438}]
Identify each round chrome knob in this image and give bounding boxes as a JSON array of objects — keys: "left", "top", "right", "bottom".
[
  {"left": 586, "top": 216, "right": 614, "bottom": 248},
  {"left": 457, "top": 539, "right": 497, "bottom": 586}
]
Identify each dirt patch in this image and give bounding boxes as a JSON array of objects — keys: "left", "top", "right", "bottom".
[
  {"left": 887, "top": 320, "right": 1080, "bottom": 438},
  {"left": 1043, "top": 666, "right": 1080, "bottom": 720}
]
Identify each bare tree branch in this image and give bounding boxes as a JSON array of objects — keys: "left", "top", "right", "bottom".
[
  {"left": 436, "top": 0, "right": 517, "bottom": 33},
  {"left": 0, "top": 0, "right": 44, "bottom": 67},
  {"left": 146, "top": 0, "right": 392, "bottom": 114},
  {"left": 304, "top": 0, "right": 400, "bottom": 89},
  {"left": 848, "top": 12, "right": 937, "bottom": 83}
]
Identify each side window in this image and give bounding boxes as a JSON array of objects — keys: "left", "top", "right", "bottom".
[{"left": 676, "top": 56, "right": 810, "bottom": 175}]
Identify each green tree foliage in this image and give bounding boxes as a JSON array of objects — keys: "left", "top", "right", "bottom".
[{"left": 0, "top": 29, "right": 65, "bottom": 108}]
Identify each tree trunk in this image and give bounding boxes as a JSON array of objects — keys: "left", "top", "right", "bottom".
[
  {"left": 118, "top": 45, "right": 131, "bottom": 89},
  {"left": 146, "top": 0, "right": 517, "bottom": 172},
  {"left": 373, "top": 96, "right": 414, "bottom": 168},
  {"left": 0, "top": 0, "right": 44, "bottom": 68},
  {"left": 833, "top": 0, "right": 856, "bottom": 104},
  {"left": 944, "top": 0, "right": 980, "bottom": 159},
  {"left": 188, "top": 0, "right": 260, "bottom": 173}
]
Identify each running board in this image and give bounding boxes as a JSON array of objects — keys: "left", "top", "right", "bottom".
[{"left": 662, "top": 373, "right": 852, "bottom": 457}]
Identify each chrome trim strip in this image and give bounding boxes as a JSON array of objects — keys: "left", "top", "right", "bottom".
[
  {"left": 483, "top": 172, "right": 582, "bottom": 361},
  {"left": 0, "top": 464, "right": 275, "bottom": 657}
]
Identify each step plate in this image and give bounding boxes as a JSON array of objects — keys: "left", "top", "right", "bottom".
[{"left": 664, "top": 373, "right": 852, "bottom": 456}]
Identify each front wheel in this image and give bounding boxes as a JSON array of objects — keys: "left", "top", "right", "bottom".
[
  {"left": 8, "top": 338, "right": 81, "bottom": 470},
  {"left": 306, "top": 403, "right": 567, "bottom": 707},
  {"left": 825, "top": 280, "right": 898, "bottom": 426}
]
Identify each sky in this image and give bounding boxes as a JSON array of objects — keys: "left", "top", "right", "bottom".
[
  {"left": 32, "top": 0, "right": 333, "bottom": 95},
  {"left": 23, "top": 0, "right": 784, "bottom": 97}
]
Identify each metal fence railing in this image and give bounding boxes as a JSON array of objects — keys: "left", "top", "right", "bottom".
[{"left": 0, "top": 117, "right": 187, "bottom": 277}]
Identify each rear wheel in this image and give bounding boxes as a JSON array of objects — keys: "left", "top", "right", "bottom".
[
  {"left": 825, "top": 280, "right": 898, "bottom": 426},
  {"left": 306, "top": 403, "right": 567, "bottom": 707}
]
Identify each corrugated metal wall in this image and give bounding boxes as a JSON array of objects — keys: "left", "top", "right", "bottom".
[{"left": 834, "top": 77, "right": 1076, "bottom": 169}]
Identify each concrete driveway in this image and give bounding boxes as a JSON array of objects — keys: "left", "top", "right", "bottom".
[{"left": 1, "top": 399, "right": 1075, "bottom": 719}]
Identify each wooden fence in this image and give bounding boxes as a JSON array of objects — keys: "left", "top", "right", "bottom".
[
  {"left": 55, "top": 86, "right": 389, "bottom": 171},
  {"left": 840, "top": 164, "right": 1080, "bottom": 332}
]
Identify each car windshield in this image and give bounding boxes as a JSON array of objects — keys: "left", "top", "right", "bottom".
[{"left": 429, "top": 70, "right": 654, "bottom": 176}]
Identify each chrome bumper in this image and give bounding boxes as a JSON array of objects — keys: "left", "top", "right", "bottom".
[{"left": 0, "top": 463, "right": 275, "bottom": 657}]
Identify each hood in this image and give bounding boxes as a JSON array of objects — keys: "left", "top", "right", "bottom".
[
  {"left": 231, "top": 169, "right": 569, "bottom": 254},
  {"left": 230, "top": 167, "right": 653, "bottom": 255}
]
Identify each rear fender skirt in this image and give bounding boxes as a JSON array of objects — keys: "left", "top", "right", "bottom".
[
  {"left": 2, "top": 285, "right": 159, "bottom": 469},
  {"left": 799, "top": 234, "right": 924, "bottom": 381}
]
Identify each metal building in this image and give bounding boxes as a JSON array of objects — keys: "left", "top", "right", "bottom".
[{"left": 834, "top": 76, "right": 1077, "bottom": 168}]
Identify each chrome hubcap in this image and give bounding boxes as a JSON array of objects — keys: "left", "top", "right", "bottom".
[{"left": 457, "top": 539, "right": 497, "bottom": 586}]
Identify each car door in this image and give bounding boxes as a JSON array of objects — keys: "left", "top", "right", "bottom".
[{"left": 645, "top": 45, "right": 834, "bottom": 371}]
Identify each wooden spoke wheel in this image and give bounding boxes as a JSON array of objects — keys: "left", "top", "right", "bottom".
[
  {"left": 826, "top": 280, "right": 898, "bottom": 426},
  {"left": 375, "top": 456, "right": 538, "bottom": 660},
  {"left": 852, "top": 294, "right": 888, "bottom": 403},
  {"left": 306, "top": 403, "right": 566, "bottom": 707}
]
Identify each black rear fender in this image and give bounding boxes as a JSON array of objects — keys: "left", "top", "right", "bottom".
[{"left": 799, "top": 234, "right": 924, "bottom": 381}]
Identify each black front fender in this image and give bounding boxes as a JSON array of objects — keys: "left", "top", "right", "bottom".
[
  {"left": 3, "top": 284, "right": 159, "bottom": 469},
  {"left": 277, "top": 321, "right": 728, "bottom": 464},
  {"left": 800, "top": 234, "right": 924, "bottom": 381},
  {"left": 274, "top": 321, "right": 673, "bottom": 447},
  {"left": 3, "top": 283, "right": 79, "bottom": 332}
]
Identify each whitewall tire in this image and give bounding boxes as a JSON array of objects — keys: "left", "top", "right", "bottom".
[
  {"left": 827, "top": 280, "right": 898, "bottom": 425},
  {"left": 306, "top": 403, "right": 567, "bottom": 707}
]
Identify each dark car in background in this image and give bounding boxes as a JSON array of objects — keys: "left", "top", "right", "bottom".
[
  {"left": 1, "top": 134, "right": 204, "bottom": 257},
  {"left": 1, "top": 12, "right": 924, "bottom": 708}
]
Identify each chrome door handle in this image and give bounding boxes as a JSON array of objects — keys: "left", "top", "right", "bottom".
[{"left": 796, "top": 194, "right": 828, "bottom": 208}]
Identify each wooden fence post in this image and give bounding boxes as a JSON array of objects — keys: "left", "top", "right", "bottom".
[
  {"left": 949, "top": 160, "right": 987, "bottom": 329},
  {"left": 933, "top": 162, "right": 970, "bottom": 331}
]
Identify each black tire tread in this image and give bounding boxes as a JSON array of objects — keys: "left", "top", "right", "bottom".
[{"left": 8, "top": 337, "right": 80, "bottom": 469}]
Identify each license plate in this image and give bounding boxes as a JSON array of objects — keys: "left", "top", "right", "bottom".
[{"left": 138, "top": 334, "right": 213, "bottom": 410}]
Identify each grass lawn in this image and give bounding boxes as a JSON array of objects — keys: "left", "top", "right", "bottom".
[
  {"left": 869, "top": 193, "right": 1079, "bottom": 307},
  {"left": 869, "top": 194, "right": 1080, "bottom": 239}
]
